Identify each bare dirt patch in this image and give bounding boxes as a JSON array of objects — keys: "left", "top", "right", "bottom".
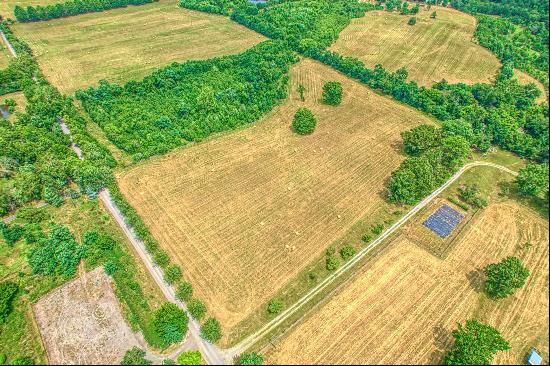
[
  {"left": 33, "top": 268, "right": 143, "bottom": 364},
  {"left": 266, "top": 202, "right": 549, "bottom": 364},
  {"left": 330, "top": 6, "right": 501, "bottom": 86},
  {"left": 116, "top": 58, "right": 434, "bottom": 343}
]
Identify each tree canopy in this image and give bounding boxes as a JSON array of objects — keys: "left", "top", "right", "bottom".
[
  {"left": 152, "top": 303, "right": 189, "bottom": 346},
  {"left": 484, "top": 256, "right": 530, "bottom": 299},
  {"left": 292, "top": 108, "right": 317, "bottom": 135},
  {"left": 322, "top": 81, "right": 343, "bottom": 105}
]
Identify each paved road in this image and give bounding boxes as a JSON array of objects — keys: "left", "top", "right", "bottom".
[{"left": 228, "top": 161, "right": 519, "bottom": 356}]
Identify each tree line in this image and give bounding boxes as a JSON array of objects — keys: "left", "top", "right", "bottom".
[
  {"left": 77, "top": 40, "right": 298, "bottom": 161},
  {"left": 13, "top": 0, "right": 158, "bottom": 23}
]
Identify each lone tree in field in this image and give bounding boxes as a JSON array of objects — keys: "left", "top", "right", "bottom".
[
  {"left": 431, "top": 10, "right": 437, "bottom": 18},
  {"left": 152, "top": 303, "right": 189, "bottom": 345},
  {"left": 292, "top": 108, "right": 317, "bottom": 135},
  {"left": 444, "top": 320, "right": 510, "bottom": 365},
  {"left": 297, "top": 84, "right": 306, "bottom": 101},
  {"left": 121, "top": 347, "right": 151, "bottom": 365},
  {"left": 408, "top": 16, "right": 417, "bottom": 25},
  {"left": 484, "top": 256, "right": 529, "bottom": 299},
  {"left": 322, "top": 81, "right": 343, "bottom": 105},
  {"left": 237, "top": 353, "right": 264, "bottom": 365},
  {"left": 267, "top": 298, "right": 284, "bottom": 315}
]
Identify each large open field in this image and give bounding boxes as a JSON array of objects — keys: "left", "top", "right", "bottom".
[
  {"left": 12, "top": 0, "right": 265, "bottom": 94},
  {"left": 267, "top": 199, "right": 549, "bottom": 364},
  {"left": 116, "top": 58, "right": 434, "bottom": 341},
  {"left": 330, "top": 6, "right": 501, "bottom": 86},
  {"left": 33, "top": 268, "right": 143, "bottom": 365}
]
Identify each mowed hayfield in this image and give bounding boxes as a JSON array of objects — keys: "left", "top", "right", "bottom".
[
  {"left": 0, "top": 1, "right": 59, "bottom": 18},
  {"left": 330, "top": 6, "right": 501, "bottom": 86},
  {"left": 12, "top": 0, "right": 265, "bottom": 94},
  {"left": 116, "top": 58, "right": 434, "bottom": 341},
  {"left": 267, "top": 202, "right": 549, "bottom": 365}
]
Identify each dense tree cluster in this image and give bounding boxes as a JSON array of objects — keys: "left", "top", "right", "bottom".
[
  {"left": 78, "top": 41, "right": 297, "bottom": 160},
  {"left": 27, "top": 224, "right": 86, "bottom": 277},
  {"left": 484, "top": 256, "right": 530, "bottom": 299},
  {"left": 443, "top": 319, "right": 510, "bottom": 365},
  {"left": 388, "top": 125, "right": 470, "bottom": 204},
  {"left": 13, "top": 0, "right": 158, "bottom": 23},
  {"left": 152, "top": 302, "right": 189, "bottom": 346},
  {"left": 516, "top": 163, "right": 549, "bottom": 198}
]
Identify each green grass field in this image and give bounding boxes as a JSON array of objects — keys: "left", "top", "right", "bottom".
[{"left": 12, "top": 0, "right": 265, "bottom": 94}]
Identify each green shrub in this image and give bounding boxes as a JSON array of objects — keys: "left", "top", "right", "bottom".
[
  {"left": 238, "top": 352, "right": 264, "bottom": 365},
  {"left": 200, "top": 317, "right": 222, "bottom": 343},
  {"left": 11, "top": 357, "right": 33, "bottom": 365},
  {"left": 104, "top": 260, "right": 118, "bottom": 276},
  {"left": 164, "top": 265, "right": 182, "bottom": 285},
  {"left": 322, "top": 81, "right": 343, "bottom": 105},
  {"left": 408, "top": 17, "right": 417, "bottom": 25},
  {"left": 121, "top": 347, "right": 151, "bottom": 365},
  {"left": 326, "top": 255, "right": 340, "bottom": 271},
  {"left": 0, "top": 281, "right": 17, "bottom": 323},
  {"left": 292, "top": 108, "right": 317, "bottom": 135},
  {"left": 267, "top": 298, "right": 283, "bottom": 315},
  {"left": 176, "top": 282, "right": 193, "bottom": 302},
  {"left": 340, "top": 245, "right": 356, "bottom": 261},
  {"left": 484, "top": 257, "right": 529, "bottom": 299},
  {"left": 188, "top": 299, "right": 207, "bottom": 320},
  {"left": 0, "top": 354, "right": 6, "bottom": 365},
  {"left": 176, "top": 351, "right": 202, "bottom": 365},
  {"left": 0, "top": 222, "right": 24, "bottom": 246},
  {"left": 372, "top": 224, "right": 384, "bottom": 235},
  {"left": 361, "top": 234, "right": 372, "bottom": 243},
  {"left": 152, "top": 303, "right": 189, "bottom": 346},
  {"left": 163, "top": 359, "right": 176, "bottom": 365},
  {"left": 154, "top": 251, "right": 171, "bottom": 268}
]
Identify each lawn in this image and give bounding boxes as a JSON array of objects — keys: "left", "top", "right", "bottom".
[
  {"left": 330, "top": 6, "right": 501, "bottom": 86},
  {"left": 116, "top": 57, "right": 434, "bottom": 344},
  {"left": 267, "top": 167, "right": 548, "bottom": 365},
  {"left": 12, "top": 0, "right": 265, "bottom": 94}
]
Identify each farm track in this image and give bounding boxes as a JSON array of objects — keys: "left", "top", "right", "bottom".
[{"left": 228, "top": 161, "right": 518, "bottom": 356}]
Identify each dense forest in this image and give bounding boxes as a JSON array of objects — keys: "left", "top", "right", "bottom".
[
  {"left": 13, "top": 0, "right": 158, "bottom": 22},
  {"left": 77, "top": 41, "right": 297, "bottom": 160}
]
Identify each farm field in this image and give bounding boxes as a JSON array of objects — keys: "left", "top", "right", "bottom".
[
  {"left": 33, "top": 268, "right": 142, "bottom": 365},
  {"left": 266, "top": 200, "right": 549, "bottom": 364},
  {"left": 330, "top": 6, "right": 501, "bottom": 86},
  {"left": 116, "top": 58, "right": 434, "bottom": 342},
  {"left": 12, "top": 0, "right": 266, "bottom": 94}
]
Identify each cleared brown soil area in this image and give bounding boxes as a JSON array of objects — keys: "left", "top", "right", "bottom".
[
  {"left": 33, "top": 268, "right": 142, "bottom": 364},
  {"left": 117, "top": 58, "right": 433, "bottom": 340},
  {"left": 330, "top": 6, "right": 501, "bottom": 86},
  {"left": 267, "top": 202, "right": 549, "bottom": 364}
]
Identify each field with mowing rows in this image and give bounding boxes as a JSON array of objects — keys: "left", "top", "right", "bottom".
[
  {"left": 267, "top": 201, "right": 549, "bottom": 365},
  {"left": 12, "top": 0, "right": 265, "bottom": 94},
  {"left": 330, "top": 6, "right": 501, "bottom": 86},
  {"left": 116, "top": 58, "right": 434, "bottom": 342}
]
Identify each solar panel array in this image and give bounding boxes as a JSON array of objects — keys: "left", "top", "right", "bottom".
[{"left": 423, "top": 204, "right": 464, "bottom": 239}]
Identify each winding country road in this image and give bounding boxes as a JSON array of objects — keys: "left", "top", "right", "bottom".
[{"left": 227, "top": 161, "right": 518, "bottom": 356}]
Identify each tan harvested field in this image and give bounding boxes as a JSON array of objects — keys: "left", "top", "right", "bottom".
[
  {"left": 0, "top": 1, "right": 59, "bottom": 18},
  {"left": 267, "top": 202, "right": 549, "bottom": 365},
  {"left": 33, "top": 268, "right": 143, "bottom": 364},
  {"left": 514, "top": 69, "right": 548, "bottom": 104},
  {"left": 330, "top": 6, "right": 501, "bottom": 86},
  {"left": 12, "top": 0, "right": 265, "bottom": 94},
  {"left": 117, "top": 58, "right": 434, "bottom": 341}
]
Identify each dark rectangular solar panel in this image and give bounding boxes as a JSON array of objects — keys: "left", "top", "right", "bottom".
[{"left": 423, "top": 204, "right": 464, "bottom": 238}]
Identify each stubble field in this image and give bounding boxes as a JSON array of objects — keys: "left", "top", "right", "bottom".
[
  {"left": 116, "top": 58, "right": 434, "bottom": 342},
  {"left": 330, "top": 6, "right": 501, "bottom": 86},
  {"left": 12, "top": 0, "right": 265, "bottom": 94},
  {"left": 267, "top": 201, "right": 549, "bottom": 365}
]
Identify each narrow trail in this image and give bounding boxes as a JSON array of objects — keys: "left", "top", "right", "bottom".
[
  {"left": 228, "top": 161, "right": 518, "bottom": 356},
  {"left": 0, "top": 30, "right": 17, "bottom": 57}
]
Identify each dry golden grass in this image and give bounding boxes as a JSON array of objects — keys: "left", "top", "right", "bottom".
[
  {"left": 330, "top": 6, "right": 501, "bottom": 86},
  {"left": 514, "top": 69, "right": 547, "bottom": 104},
  {"left": 12, "top": 0, "right": 265, "bottom": 94},
  {"left": 116, "top": 58, "right": 433, "bottom": 341},
  {"left": 267, "top": 202, "right": 549, "bottom": 365}
]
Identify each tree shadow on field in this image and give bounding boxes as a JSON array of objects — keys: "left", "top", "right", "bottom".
[
  {"left": 429, "top": 324, "right": 452, "bottom": 364},
  {"left": 466, "top": 268, "right": 485, "bottom": 293}
]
